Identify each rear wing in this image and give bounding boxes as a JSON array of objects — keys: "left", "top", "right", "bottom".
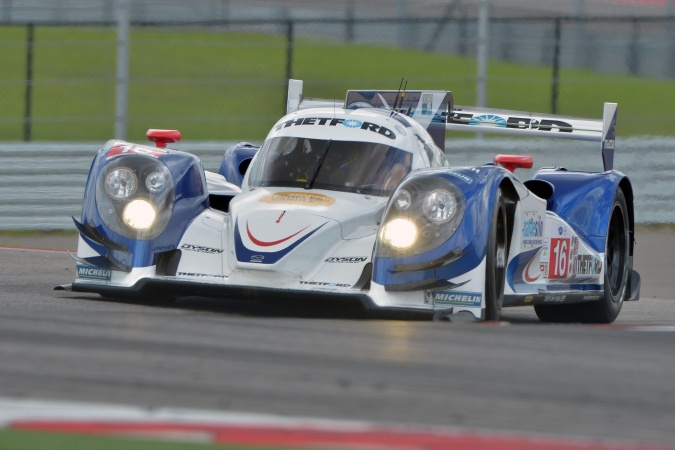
[
  {"left": 286, "top": 79, "right": 617, "bottom": 171},
  {"left": 448, "top": 103, "right": 617, "bottom": 171}
]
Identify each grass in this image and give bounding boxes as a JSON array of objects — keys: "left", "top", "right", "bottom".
[
  {"left": 1, "top": 25, "right": 673, "bottom": 142},
  {"left": 0, "top": 429, "right": 294, "bottom": 450}
]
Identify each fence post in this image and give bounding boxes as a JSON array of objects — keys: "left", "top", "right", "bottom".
[
  {"left": 628, "top": 18, "right": 640, "bottom": 76},
  {"left": 551, "top": 18, "right": 561, "bottom": 115},
  {"left": 476, "top": 0, "right": 489, "bottom": 108},
  {"left": 115, "top": 0, "right": 130, "bottom": 140},
  {"left": 285, "top": 20, "right": 294, "bottom": 114},
  {"left": 345, "top": 0, "right": 354, "bottom": 42},
  {"left": 23, "top": 23, "right": 34, "bottom": 142}
]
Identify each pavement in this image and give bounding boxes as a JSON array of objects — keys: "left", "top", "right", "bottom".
[{"left": 0, "top": 226, "right": 672, "bottom": 299}]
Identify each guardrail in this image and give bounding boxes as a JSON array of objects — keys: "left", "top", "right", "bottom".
[
  {"left": 0, "top": 137, "right": 671, "bottom": 230},
  {"left": 0, "top": 142, "right": 232, "bottom": 230}
]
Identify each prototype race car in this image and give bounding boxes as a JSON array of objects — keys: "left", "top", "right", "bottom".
[{"left": 63, "top": 79, "right": 640, "bottom": 323}]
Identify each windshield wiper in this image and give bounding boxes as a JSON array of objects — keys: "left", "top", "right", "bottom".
[{"left": 304, "top": 139, "right": 332, "bottom": 189}]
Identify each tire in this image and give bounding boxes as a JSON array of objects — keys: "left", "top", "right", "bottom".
[
  {"left": 535, "top": 189, "right": 629, "bottom": 324},
  {"left": 585, "top": 188, "right": 630, "bottom": 322},
  {"left": 485, "top": 189, "right": 508, "bottom": 321}
]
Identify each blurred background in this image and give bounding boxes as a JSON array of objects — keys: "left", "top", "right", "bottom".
[{"left": 1, "top": 0, "right": 673, "bottom": 228}]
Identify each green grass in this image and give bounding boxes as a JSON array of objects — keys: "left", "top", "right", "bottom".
[
  {"left": 0, "top": 429, "right": 311, "bottom": 450},
  {"left": 1, "top": 25, "right": 673, "bottom": 142}
]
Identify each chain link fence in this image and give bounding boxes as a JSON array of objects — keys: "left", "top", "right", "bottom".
[{"left": 1, "top": 10, "right": 674, "bottom": 142}]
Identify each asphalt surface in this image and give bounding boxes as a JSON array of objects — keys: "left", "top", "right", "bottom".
[{"left": 0, "top": 229, "right": 674, "bottom": 445}]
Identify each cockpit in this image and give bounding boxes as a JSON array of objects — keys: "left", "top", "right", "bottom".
[{"left": 247, "top": 136, "right": 413, "bottom": 196}]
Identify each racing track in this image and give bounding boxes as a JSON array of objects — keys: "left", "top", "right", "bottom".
[{"left": 1, "top": 229, "right": 674, "bottom": 446}]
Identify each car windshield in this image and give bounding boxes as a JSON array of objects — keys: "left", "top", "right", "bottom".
[{"left": 248, "top": 137, "right": 412, "bottom": 196}]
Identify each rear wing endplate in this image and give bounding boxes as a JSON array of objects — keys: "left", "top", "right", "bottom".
[{"left": 286, "top": 79, "right": 618, "bottom": 171}]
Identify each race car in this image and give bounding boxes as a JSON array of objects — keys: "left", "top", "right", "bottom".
[{"left": 62, "top": 79, "right": 640, "bottom": 323}]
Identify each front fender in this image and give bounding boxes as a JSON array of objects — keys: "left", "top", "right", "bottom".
[
  {"left": 372, "top": 165, "right": 511, "bottom": 291},
  {"left": 77, "top": 140, "right": 209, "bottom": 269}
]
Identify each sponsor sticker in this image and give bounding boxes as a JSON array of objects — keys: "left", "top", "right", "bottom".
[
  {"left": 522, "top": 211, "right": 544, "bottom": 249},
  {"left": 573, "top": 254, "right": 602, "bottom": 276},
  {"left": 177, "top": 272, "right": 225, "bottom": 279},
  {"left": 446, "top": 171, "right": 473, "bottom": 184},
  {"left": 325, "top": 257, "right": 368, "bottom": 264},
  {"left": 299, "top": 281, "right": 350, "bottom": 288},
  {"left": 274, "top": 117, "right": 396, "bottom": 140},
  {"left": 450, "top": 113, "right": 573, "bottom": 133},
  {"left": 77, "top": 264, "right": 111, "bottom": 281},
  {"left": 469, "top": 114, "right": 507, "bottom": 128},
  {"left": 544, "top": 293, "right": 567, "bottom": 302},
  {"left": 425, "top": 290, "right": 482, "bottom": 308},
  {"left": 260, "top": 192, "right": 335, "bottom": 207},
  {"left": 181, "top": 244, "right": 224, "bottom": 254}
]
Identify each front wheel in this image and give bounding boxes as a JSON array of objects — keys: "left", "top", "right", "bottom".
[{"left": 485, "top": 189, "right": 508, "bottom": 321}]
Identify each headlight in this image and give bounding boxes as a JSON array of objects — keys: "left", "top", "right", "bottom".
[
  {"left": 122, "top": 199, "right": 156, "bottom": 230},
  {"left": 423, "top": 189, "right": 456, "bottom": 223},
  {"left": 105, "top": 168, "right": 137, "bottom": 199},
  {"left": 375, "top": 172, "right": 466, "bottom": 258},
  {"left": 96, "top": 155, "right": 176, "bottom": 239},
  {"left": 381, "top": 218, "right": 417, "bottom": 249},
  {"left": 145, "top": 170, "right": 168, "bottom": 193},
  {"left": 394, "top": 189, "right": 412, "bottom": 210}
]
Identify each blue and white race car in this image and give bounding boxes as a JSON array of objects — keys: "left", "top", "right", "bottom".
[{"left": 65, "top": 79, "right": 640, "bottom": 323}]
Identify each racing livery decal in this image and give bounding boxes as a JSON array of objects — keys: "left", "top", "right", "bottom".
[
  {"left": 181, "top": 244, "right": 224, "bottom": 254},
  {"left": 450, "top": 113, "right": 573, "bottom": 133},
  {"left": 106, "top": 144, "right": 168, "bottom": 160},
  {"left": 425, "top": 290, "right": 483, "bottom": 308},
  {"left": 77, "top": 264, "right": 111, "bottom": 281},
  {"left": 274, "top": 117, "right": 396, "bottom": 140},
  {"left": 234, "top": 219, "right": 328, "bottom": 265},
  {"left": 325, "top": 257, "right": 368, "bottom": 263},
  {"left": 246, "top": 221, "right": 310, "bottom": 247},
  {"left": 259, "top": 192, "right": 335, "bottom": 207},
  {"left": 522, "top": 211, "right": 544, "bottom": 249}
]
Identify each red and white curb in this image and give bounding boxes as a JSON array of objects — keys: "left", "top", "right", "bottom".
[{"left": 1, "top": 398, "right": 674, "bottom": 450}]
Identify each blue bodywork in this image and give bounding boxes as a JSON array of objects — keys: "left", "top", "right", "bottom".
[
  {"left": 219, "top": 142, "right": 259, "bottom": 188},
  {"left": 76, "top": 141, "right": 209, "bottom": 269},
  {"left": 534, "top": 168, "right": 633, "bottom": 253},
  {"left": 372, "top": 165, "right": 512, "bottom": 291}
]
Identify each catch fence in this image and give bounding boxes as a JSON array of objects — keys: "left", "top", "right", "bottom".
[{"left": 1, "top": 15, "right": 673, "bottom": 143}]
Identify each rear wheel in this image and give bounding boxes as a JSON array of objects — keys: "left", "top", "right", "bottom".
[
  {"left": 535, "top": 189, "right": 629, "bottom": 323},
  {"left": 586, "top": 188, "right": 629, "bottom": 322},
  {"left": 485, "top": 189, "right": 508, "bottom": 321}
]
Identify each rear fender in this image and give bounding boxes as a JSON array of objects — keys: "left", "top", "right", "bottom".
[{"left": 533, "top": 168, "right": 632, "bottom": 253}]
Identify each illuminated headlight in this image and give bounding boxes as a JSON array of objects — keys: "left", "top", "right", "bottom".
[
  {"left": 423, "top": 189, "right": 456, "bottom": 223},
  {"left": 394, "top": 189, "right": 412, "bottom": 210},
  {"left": 381, "top": 218, "right": 417, "bottom": 249},
  {"left": 145, "top": 170, "right": 168, "bottom": 193},
  {"left": 122, "top": 199, "right": 156, "bottom": 230},
  {"left": 105, "top": 168, "right": 137, "bottom": 199}
]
